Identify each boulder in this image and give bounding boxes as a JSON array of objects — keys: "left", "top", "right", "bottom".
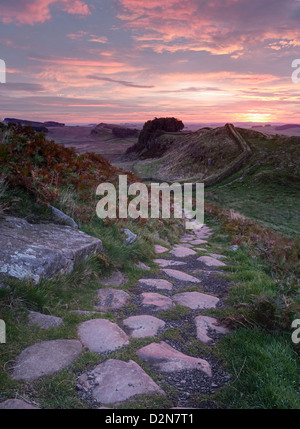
[{"left": 0, "top": 216, "right": 102, "bottom": 284}]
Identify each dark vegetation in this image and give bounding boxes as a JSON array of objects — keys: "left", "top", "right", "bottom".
[
  {"left": 112, "top": 127, "right": 139, "bottom": 139},
  {"left": 126, "top": 117, "right": 184, "bottom": 158}
]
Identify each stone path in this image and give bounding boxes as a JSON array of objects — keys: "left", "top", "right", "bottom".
[{"left": 2, "top": 223, "right": 232, "bottom": 409}]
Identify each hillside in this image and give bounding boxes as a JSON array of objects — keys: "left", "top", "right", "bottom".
[{"left": 122, "top": 124, "right": 300, "bottom": 237}]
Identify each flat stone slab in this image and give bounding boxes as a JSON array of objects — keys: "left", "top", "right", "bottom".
[
  {"left": 0, "top": 216, "right": 102, "bottom": 284},
  {"left": 78, "top": 319, "right": 129, "bottom": 353},
  {"left": 89, "top": 359, "right": 165, "bottom": 404},
  {"left": 209, "top": 253, "right": 226, "bottom": 259},
  {"left": 11, "top": 340, "right": 82, "bottom": 381},
  {"left": 141, "top": 293, "right": 173, "bottom": 311},
  {"left": 123, "top": 315, "right": 166, "bottom": 338},
  {"left": 154, "top": 259, "right": 187, "bottom": 268},
  {"left": 173, "top": 292, "right": 219, "bottom": 310},
  {"left": 195, "top": 316, "right": 230, "bottom": 344},
  {"left": 189, "top": 239, "right": 208, "bottom": 245},
  {"left": 176, "top": 243, "right": 194, "bottom": 248},
  {"left": 99, "top": 270, "right": 127, "bottom": 287},
  {"left": 169, "top": 247, "right": 197, "bottom": 258},
  {"left": 135, "top": 262, "right": 151, "bottom": 271},
  {"left": 95, "top": 288, "right": 130, "bottom": 311},
  {"left": 138, "top": 278, "right": 173, "bottom": 291},
  {"left": 162, "top": 269, "right": 200, "bottom": 283},
  {"left": 137, "top": 341, "right": 212, "bottom": 377},
  {"left": 0, "top": 399, "right": 39, "bottom": 409},
  {"left": 154, "top": 245, "right": 169, "bottom": 254},
  {"left": 197, "top": 256, "right": 226, "bottom": 267},
  {"left": 28, "top": 311, "right": 63, "bottom": 330}
]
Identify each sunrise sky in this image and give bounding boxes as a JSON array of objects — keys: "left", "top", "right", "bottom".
[{"left": 0, "top": 0, "right": 300, "bottom": 124}]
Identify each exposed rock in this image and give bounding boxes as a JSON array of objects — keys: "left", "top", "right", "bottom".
[
  {"left": 77, "top": 319, "right": 129, "bottom": 353},
  {"left": 135, "top": 262, "right": 151, "bottom": 271},
  {"left": 229, "top": 245, "right": 239, "bottom": 251},
  {"left": 173, "top": 291, "right": 219, "bottom": 310},
  {"left": 50, "top": 206, "right": 78, "bottom": 229},
  {"left": 99, "top": 270, "right": 127, "bottom": 287},
  {"left": 137, "top": 342, "right": 212, "bottom": 377},
  {"left": 11, "top": 340, "right": 82, "bottom": 381},
  {"left": 123, "top": 315, "right": 165, "bottom": 338},
  {"left": 122, "top": 228, "right": 137, "bottom": 245},
  {"left": 95, "top": 288, "right": 130, "bottom": 311},
  {"left": 209, "top": 253, "right": 226, "bottom": 259},
  {"left": 189, "top": 239, "right": 208, "bottom": 245},
  {"left": 141, "top": 292, "right": 173, "bottom": 311},
  {"left": 169, "top": 247, "right": 197, "bottom": 258},
  {"left": 28, "top": 311, "right": 63, "bottom": 330},
  {"left": 197, "top": 256, "right": 226, "bottom": 267},
  {"left": 195, "top": 316, "right": 230, "bottom": 344},
  {"left": 0, "top": 399, "right": 39, "bottom": 409},
  {"left": 162, "top": 269, "right": 200, "bottom": 283},
  {"left": 154, "top": 259, "right": 187, "bottom": 268},
  {"left": 138, "top": 278, "right": 173, "bottom": 291},
  {"left": 0, "top": 216, "right": 102, "bottom": 284},
  {"left": 89, "top": 359, "right": 165, "bottom": 404},
  {"left": 154, "top": 245, "right": 169, "bottom": 254}
]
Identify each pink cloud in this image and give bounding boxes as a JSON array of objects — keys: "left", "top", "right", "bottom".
[
  {"left": 114, "top": 0, "right": 300, "bottom": 55},
  {"left": 0, "top": 0, "right": 90, "bottom": 25}
]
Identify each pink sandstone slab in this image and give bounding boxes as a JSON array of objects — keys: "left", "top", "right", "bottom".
[
  {"left": 209, "top": 253, "right": 226, "bottom": 259},
  {"left": 169, "top": 247, "right": 197, "bottom": 258},
  {"left": 154, "top": 259, "right": 187, "bottom": 268},
  {"left": 138, "top": 278, "right": 173, "bottom": 291},
  {"left": 11, "top": 340, "right": 82, "bottom": 381},
  {"left": 123, "top": 315, "right": 166, "bottom": 338},
  {"left": 189, "top": 239, "right": 208, "bottom": 245},
  {"left": 78, "top": 319, "right": 129, "bottom": 353},
  {"left": 172, "top": 291, "right": 219, "bottom": 310},
  {"left": 162, "top": 269, "right": 200, "bottom": 283},
  {"left": 197, "top": 256, "right": 226, "bottom": 267},
  {"left": 28, "top": 311, "right": 63, "bottom": 330},
  {"left": 195, "top": 316, "right": 230, "bottom": 344},
  {"left": 90, "top": 359, "right": 165, "bottom": 404},
  {"left": 154, "top": 245, "right": 169, "bottom": 254},
  {"left": 0, "top": 399, "right": 39, "bottom": 409},
  {"left": 141, "top": 293, "right": 173, "bottom": 311},
  {"left": 99, "top": 270, "right": 127, "bottom": 287},
  {"left": 95, "top": 288, "right": 130, "bottom": 311},
  {"left": 137, "top": 341, "right": 212, "bottom": 377}
]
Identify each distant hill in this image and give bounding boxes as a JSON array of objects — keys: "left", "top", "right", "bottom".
[
  {"left": 275, "top": 124, "right": 300, "bottom": 131},
  {"left": 91, "top": 122, "right": 139, "bottom": 139},
  {"left": 3, "top": 118, "right": 65, "bottom": 132}
]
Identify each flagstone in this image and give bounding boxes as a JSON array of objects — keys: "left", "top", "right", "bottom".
[
  {"left": 209, "top": 253, "right": 226, "bottom": 259},
  {"left": 173, "top": 291, "right": 219, "bottom": 310},
  {"left": 28, "top": 311, "right": 63, "bottom": 330},
  {"left": 95, "top": 288, "right": 130, "bottom": 311},
  {"left": 154, "top": 245, "right": 169, "bottom": 254},
  {"left": 99, "top": 270, "right": 127, "bottom": 287},
  {"left": 141, "top": 293, "right": 173, "bottom": 311},
  {"left": 138, "top": 278, "right": 173, "bottom": 291},
  {"left": 162, "top": 269, "right": 200, "bottom": 283},
  {"left": 169, "top": 247, "right": 197, "bottom": 258},
  {"left": 11, "top": 340, "right": 82, "bottom": 381},
  {"left": 154, "top": 259, "right": 187, "bottom": 268},
  {"left": 137, "top": 341, "right": 212, "bottom": 377},
  {"left": 123, "top": 315, "right": 165, "bottom": 338},
  {"left": 189, "top": 239, "right": 208, "bottom": 245},
  {"left": 197, "top": 256, "right": 226, "bottom": 267},
  {"left": 89, "top": 359, "right": 165, "bottom": 404},
  {"left": 78, "top": 319, "right": 129, "bottom": 354},
  {"left": 195, "top": 316, "right": 230, "bottom": 344},
  {"left": 0, "top": 399, "right": 39, "bottom": 409}
]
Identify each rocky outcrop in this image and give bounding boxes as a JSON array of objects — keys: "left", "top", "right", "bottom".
[{"left": 0, "top": 216, "right": 102, "bottom": 284}]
